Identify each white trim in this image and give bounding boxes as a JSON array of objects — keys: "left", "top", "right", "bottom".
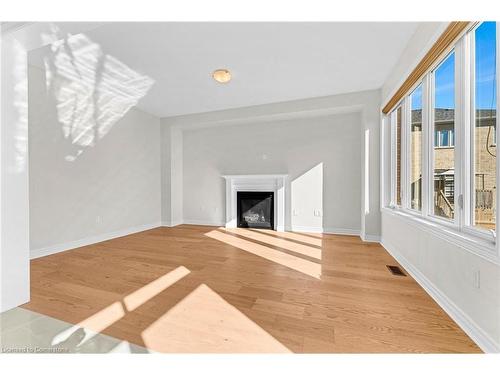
[
  {"left": 324, "top": 227, "right": 361, "bottom": 236},
  {"left": 401, "top": 96, "right": 408, "bottom": 210},
  {"left": 461, "top": 32, "right": 473, "bottom": 230},
  {"left": 380, "top": 113, "right": 387, "bottom": 210},
  {"left": 407, "top": 82, "right": 424, "bottom": 213},
  {"left": 389, "top": 109, "right": 398, "bottom": 207},
  {"left": 169, "top": 105, "right": 364, "bottom": 131},
  {"left": 290, "top": 225, "right": 323, "bottom": 234},
  {"left": 291, "top": 225, "right": 360, "bottom": 237},
  {"left": 382, "top": 208, "right": 500, "bottom": 265},
  {"left": 496, "top": 21, "right": 500, "bottom": 255},
  {"left": 361, "top": 234, "right": 381, "bottom": 243},
  {"left": 163, "top": 220, "right": 366, "bottom": 239},
  {"left": 180, "top": 222, "right": 369, "bottom": 240},
  {"left": 222, "top": 174, "right": 287, "bottom": 231},
  {"left": 182, "top": 219, "right": 225, "bottom": 227},
  {"left": 454, "top": 40, "right": 465, "bottom": 232},
  {"left": 463, "top": 23, "right": 497, "bottom": 242},
  {"left": 401, "top": 96, "right": 410, "bottom": 209},
  {"left": 421, "top": 74, "right": 432, "bottom": 219},
  {"left": 221, "top": 174, "right": 288, "bottom": 179},
  {"left": 30, "top": 222, "right": 162, "bottom": 260},
  {"left": 381, "top": 238, "right": 500, "bottom": 353},
  {"left": 161, "top": 221, "right": 182, "bottom": 227}
]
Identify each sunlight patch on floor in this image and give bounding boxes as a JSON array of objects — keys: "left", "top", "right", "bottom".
[
  {"left": 253, "top": 229, "right": 323, "bottom": 247},
  {"left": 75, "top": 301, "right": 126, "bottom": 335},
  {"left": 141, "top": 284, "right": 290, "bottom": 353},
  {"left": 205, "top": 229, "right": 321, "bottom": 279},
  {"left": 51, "top": 266, "right": 190, "bottom": 346},
  {"left": 123, "top": 266, "right": 190, "bottom": 311},
  {"left": 225, "top": 228, "right": 322, "bottom": 260}
]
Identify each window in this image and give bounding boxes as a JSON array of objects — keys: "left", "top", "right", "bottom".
[
  {"left": 432, "top": 52, "right": 455, "bottom": 220},
  {"left": 435, "top": 129, "right": 455, "bottom": 147},
  {"left": 396, "top": 106, "right": 402, "bottom": 206},
  {"left": 385, "top": 21, "right": 498, "bottom": 248},
  {"left": 410, "top": 84, "right": 423, "bottom": 211},
  {"left": 472, "top": 21, "right": 497, "bottom": 231}
]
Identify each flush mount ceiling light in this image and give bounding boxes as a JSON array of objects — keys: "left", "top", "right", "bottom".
[{"left": 212, "top": 69, "right": 231, "bottom": 83}]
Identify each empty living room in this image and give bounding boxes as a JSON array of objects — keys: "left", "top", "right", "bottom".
[{"left": 1, "top": 0, "right": 499, "bottom": 372}]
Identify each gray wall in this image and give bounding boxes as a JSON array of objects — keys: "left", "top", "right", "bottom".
[
  {"left": 28, "top": 65, "right": 161, "bottom": 252},
  {"left": 160, "top": 89, "right": 381, "bottom": 239},
  {"left": 181, "top": 113, "right": 362, "bottom": 232},
  {"left": 381, "top": 211, "right": 500, "bottom": 352}
]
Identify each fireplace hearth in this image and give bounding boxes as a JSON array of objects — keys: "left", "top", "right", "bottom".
[{"left": 237, "top": 191, "right": 274, "bottom": 229}]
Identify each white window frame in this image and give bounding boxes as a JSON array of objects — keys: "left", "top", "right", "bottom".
[
  {"left": 384, "top": 21, "right": 499, "bottom": 259},
  {"left": 435, "top": 129, "right": 455, "bottom": 147},
  {"left": 428, "top": 49, "right": 458, "bottom": 226},
  {"left": 401, "top": 101, "right": 409, "bottom": 209},
  {"left": 406, "top": 82, "right": 424, "bottom": 214},
  {"left": 389, "top": 109, "right": 397, "bottom": 208},
  {"left": 463, "top": 22, "right": 498, "bottom": 241},
  {"left": 389, "top": 104, "right": 403, "bottom": 208}
]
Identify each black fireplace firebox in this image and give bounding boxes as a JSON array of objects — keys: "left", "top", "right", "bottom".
[{"left": 237, "top": 191, "right": 274, "bottom": 229}]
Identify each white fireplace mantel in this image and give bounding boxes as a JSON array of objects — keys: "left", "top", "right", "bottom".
[{"left": 222, "top": 174, "right": 288, "bottom": 231}]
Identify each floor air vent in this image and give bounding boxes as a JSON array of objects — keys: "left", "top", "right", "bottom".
[{"left": 386, "top": 265, "right": 406, "bottom": 277}]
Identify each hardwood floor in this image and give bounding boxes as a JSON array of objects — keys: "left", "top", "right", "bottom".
[{"left": 23, "top": 225, "right": 481, "bottom": 353}]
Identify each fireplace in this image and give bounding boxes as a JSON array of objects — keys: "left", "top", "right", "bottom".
[
  {"left": 222, "top": 174, "right": 286, "bottom": 231},
  {"left": 237, "top": 191, "right": 274, "bottom": 229}
]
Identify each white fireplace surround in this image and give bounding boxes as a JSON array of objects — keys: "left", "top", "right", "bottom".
[{"left": 222, "top": 174, "right": 288, "bottom": 231}]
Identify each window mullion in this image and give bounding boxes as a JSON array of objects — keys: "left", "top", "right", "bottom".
[
  {"left": 496, "top": 21, "right": 500, "bottom": 251},
  {"left": 464, "top": 22, "right": 496, "bottom": 242},
  {"left": 402, "top": 97, "right": 411, "bottom": 209},
  {"left": 390, "top": 110, "right": 397, "bottom": 207},
  {"left": 463, "top": 32, "right": 473, "bottom": 230},
  {"left": 455, "top": 36, "right": 467, "bottom": 231},
  {"left": 422, "top": 74, "right": 432, "bottom": 218}
]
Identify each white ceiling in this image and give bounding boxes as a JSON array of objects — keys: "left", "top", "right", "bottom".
[{"left": 29, "top": 22, "right": 419, "bottom": 118}]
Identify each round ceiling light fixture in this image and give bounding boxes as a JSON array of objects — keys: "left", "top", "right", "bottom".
[{"left": 212, "top": 69, "right": 231, "bottom": 83}]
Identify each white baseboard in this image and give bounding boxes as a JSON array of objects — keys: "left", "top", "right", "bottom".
[
  {"left": 162, "top": 220, "right": 370, "bottom": 240},
  {"left": 292, "top": 225, "right": 360, "bottom": 236},
  {"left": 161, "top": 220, "right": 183, "bottom": 227},
  {"left": 162, "top": 222, "right": 364, "bottom": 238},
  {"left": 291, "top": 225, "right": 324, "bottom": 234},
  {"left": 30, "top": 222, "right": 162, "bottom": 260},
  {"left": 381, "top": 238, "right": 499, "bottom": 353},
  {"left": 182, "top": 219, "right": 225, "bottom": 227},
  {"left": 324, "top": 227, "right": 361, "bottom": 236},
  {"left": 361, "top": 234, "right": 381, "bottom": 242},
  {"left": 161, "top": 221, "right": 377, "bottom": 243}
]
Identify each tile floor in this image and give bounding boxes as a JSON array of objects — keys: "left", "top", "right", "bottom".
[{"left": 0, "top": 308, "right": 150, "bottom": 354}]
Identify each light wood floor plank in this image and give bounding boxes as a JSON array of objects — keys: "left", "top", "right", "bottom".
[{"left": 23, "top": 225, "right": 481, "bottom": 353}]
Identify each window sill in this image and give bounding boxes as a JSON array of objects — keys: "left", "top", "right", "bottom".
[{"left": 381, "top": 207, "right": 500, "bottom": 265}]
